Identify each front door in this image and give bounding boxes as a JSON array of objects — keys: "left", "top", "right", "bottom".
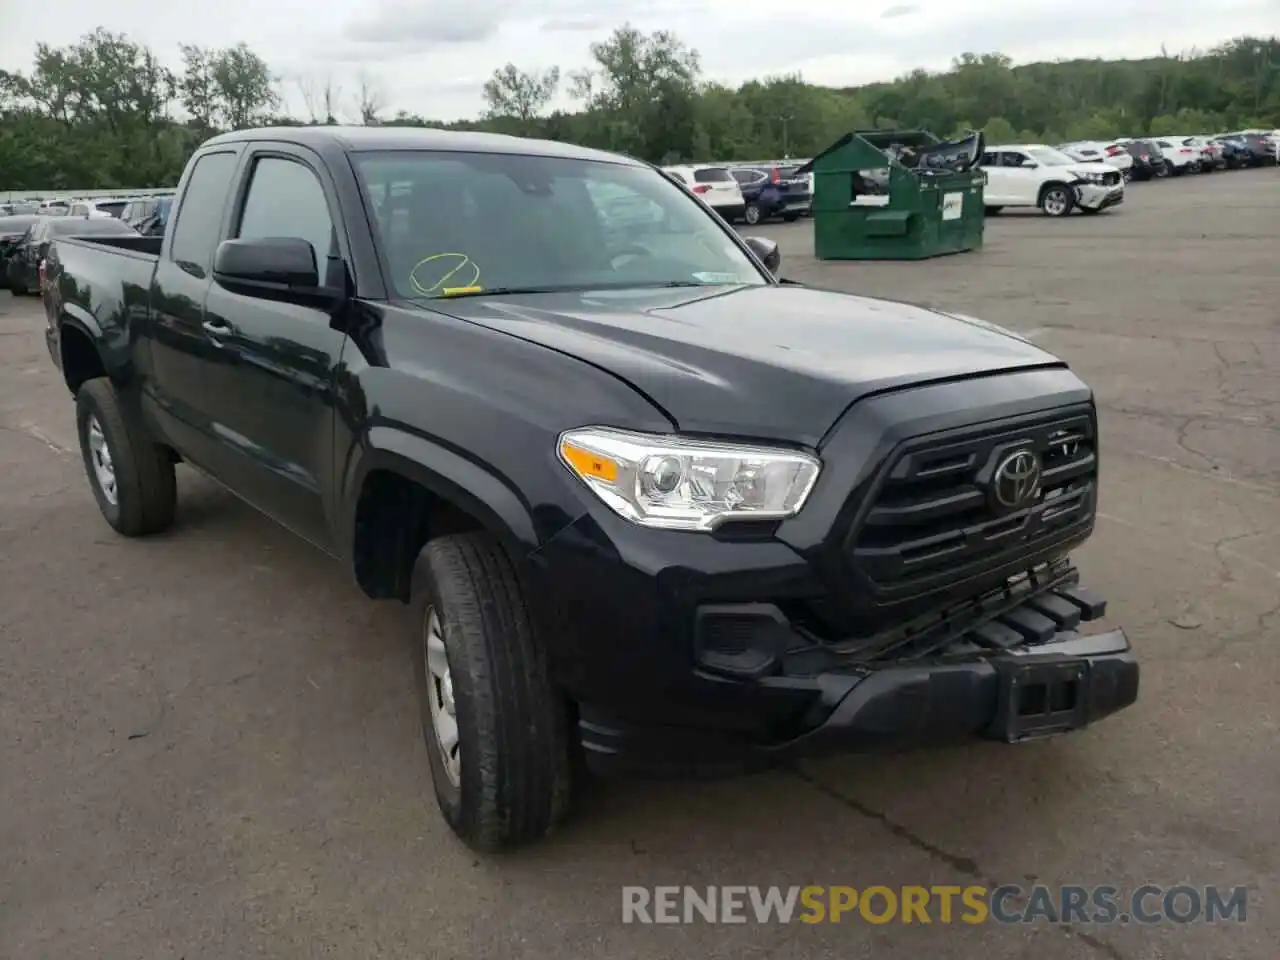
[
  {"left": 997, "top": 151, "right": 1041, "bottom": 205},
  {"left": 199, "top": 147, "right": 348, "bottom": 552}
]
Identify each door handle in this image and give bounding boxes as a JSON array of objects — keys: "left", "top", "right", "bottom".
[{"left": 202, "top": 318, "right": 234, "bottom": 337}]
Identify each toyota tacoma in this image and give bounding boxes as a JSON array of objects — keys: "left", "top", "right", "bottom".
[{"left": 42, "top": 127, "right": 1138, "bottom": 852}]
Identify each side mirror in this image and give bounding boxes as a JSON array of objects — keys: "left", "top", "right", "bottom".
[
  {"left": 744, "top": 236, "right": 781, "bottom": 275},
  {"left": 213, "top": 237, "right": 340, "bottom": 308}
]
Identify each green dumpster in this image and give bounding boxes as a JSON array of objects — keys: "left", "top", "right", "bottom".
[{"left": 798, "top": 129, "right": 986, "bottom": 260}]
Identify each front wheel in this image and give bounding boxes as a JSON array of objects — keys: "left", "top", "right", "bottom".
[
  {"left": 742, "top": 203, "right": 762, "bottom": 226},
  {"left": 75, "top": 377, "right": 177, "bottom": 536},
  {"left": 1039, "top": 185, "right": 1075, "bottom": 218},
  {"left": 411, "top": 531, "right": 573, "bottom": 852}
]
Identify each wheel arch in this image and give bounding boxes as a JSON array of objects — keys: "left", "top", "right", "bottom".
[
  {"left": 342, "top": 427, "right": 542, "bottom": 602},
  {"left": 57, "top": 309, "right": 108, "bottom": 394}
]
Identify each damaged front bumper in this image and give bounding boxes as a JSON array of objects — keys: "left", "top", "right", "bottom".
[
  {"left": 1075, "top": 181, "right": 1126, "bottom": 210},
  {"left": 579, "top": 576, "right": 1139, "bottom": 776}
]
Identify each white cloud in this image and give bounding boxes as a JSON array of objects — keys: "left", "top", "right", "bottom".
[{"left": 1, "top": 0, "right": 1276, "bottom": 121}]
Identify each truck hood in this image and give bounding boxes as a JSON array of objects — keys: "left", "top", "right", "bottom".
[{"left": 427, "top": 284, "right": 1062, "bottom": 447}]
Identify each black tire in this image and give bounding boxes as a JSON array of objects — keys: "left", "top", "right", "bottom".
[
  {"left": 782, "top": 212, "right": 799, "bottom": 222},
  {"left": 984, "top": 205, "right": 1003, "bottom": 215},
  {"left": 411, "top": 531, "right": 573, "bottom": 852},
  {"left": 742, "top": 202, "right": 762, "bottom": 226},
  {"left": 10, "top": 276, "right": 27, "bottom": 296},
  {"left": 1038, "top": 183, "right": 1075, "bottom": 218},
  {"left": 75, "top": 377, "right": 177, "bottom": 536}
]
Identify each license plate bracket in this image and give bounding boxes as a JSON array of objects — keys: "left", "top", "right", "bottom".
[{"left": 991, "top": 657, "right": 1090, "bottom": 742}]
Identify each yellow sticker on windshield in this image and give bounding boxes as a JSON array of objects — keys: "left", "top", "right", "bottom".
[
  {"left": 441, "top": 286, "right": 483, "bottom": 296},
  {"left": 409, "top": 252, "right": 481, "bottom": 297}
]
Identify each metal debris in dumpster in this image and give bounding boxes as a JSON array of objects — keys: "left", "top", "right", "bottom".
[{"left": 798, "top": 129, "right": 987, "bottom": 260}]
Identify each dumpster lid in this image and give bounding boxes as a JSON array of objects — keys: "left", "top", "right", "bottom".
[{"left": 796, "top": 129, "right": 984, "bottom": 176}]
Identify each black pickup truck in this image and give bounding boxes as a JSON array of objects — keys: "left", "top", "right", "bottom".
[{"left": 44, "top": 127, "right": 1138, "bottom": 851}]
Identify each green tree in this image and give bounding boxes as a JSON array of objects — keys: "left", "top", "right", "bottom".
[
  {"left": 178, "top": 44, "right": 218, "bottom": 134},
  {"left": 481, "top": 64, "right": 560, "bottom": 132},
  {"left": 570, "top": 24, "right": 702, "bottom": 161},
  {"left": 211, "top": 43, "right": 278, "bottom": 130},
  {"left": 3, "top": 27, "right": 1279, "bottom": 192},
  {"left": 980, "top": 116, "right": 1017, "bottom": 143}
]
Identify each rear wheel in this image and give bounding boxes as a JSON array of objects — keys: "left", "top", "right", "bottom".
[
  {"left": 75, "top": 377, "right": 177, "bottom": 536},
  {"left": 743, "top": 203, "right": 762, "bottom": 226},
  {"left": 782, "top": 212, "right": 799, "bottom": 222},
  {"left": 410, "top": 531, "right": 573, "bottom": 852},
  {"left": 984, "top": 205, "right": 1004, "bottom": 215},
  {"left": 1038, "top": 184, "right": 1075, "bottom": 218}
]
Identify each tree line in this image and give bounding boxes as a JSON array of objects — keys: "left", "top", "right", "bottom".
[{"left": 1, "top": 26, "right": 1277, "bottom": 191}]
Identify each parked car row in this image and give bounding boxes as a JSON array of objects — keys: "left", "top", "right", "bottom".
[
  {"left": 1058, "top": 131, "right": 1277, "bottom": 181},
  {"left": 0, "top": 214, "right": 140, "bottom": 296},
  {"left": 657, "top": 128, "right": 1274, "bottom": 227},
  {"left": 1, "top": 192, "right": 176, "bottom": 232},
  {"left": 661, "top": 161, "right": 813, "bottom": 225}
]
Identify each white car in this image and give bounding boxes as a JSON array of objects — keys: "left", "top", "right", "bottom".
[
  {"left": 979, "top": 144, "right": 1125, "bottom": 217},
  {"left": 68, "top": 198, "right": 130, "bottom": 219},
  {"left": 1150, "top": 138, "right": 1202, "bottom": 175},
  {"left": 1057, "top": 141, "right": 1135, "bottom": 179},
  {"left": 661, "top": 165, "right": 746, "bottom": 223}
]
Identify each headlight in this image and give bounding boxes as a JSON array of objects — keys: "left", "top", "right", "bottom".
[
  {"left": 1077, "top": 171, "right": 1105, "bottom": 183},
  {"left": 558, "top": 427, "right": 821, "bottom": 531}
]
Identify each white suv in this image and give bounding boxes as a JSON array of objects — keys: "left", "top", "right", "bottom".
[
  {"left": 662, "top": 165, "right": 746, "bottom": 223},
  {"left": 979, "top": 144, "right": 1125, "bottom": 217}
]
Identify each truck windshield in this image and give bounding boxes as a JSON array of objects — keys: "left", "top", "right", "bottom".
[{"left": 354, "top": 151, "right": 767, "bottom": 299}]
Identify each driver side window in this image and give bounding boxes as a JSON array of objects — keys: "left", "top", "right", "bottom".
[{"left": 237, "top": 156, "right": 335, "bottom": 277}]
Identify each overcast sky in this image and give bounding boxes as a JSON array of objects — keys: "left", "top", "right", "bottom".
[{"left": 2, "top": 0, "right": 1277, "bottom": 121}]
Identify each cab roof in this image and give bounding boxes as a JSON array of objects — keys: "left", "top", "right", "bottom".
[{"left": 202, "top": 125, "right": 642, "bottom": 167}]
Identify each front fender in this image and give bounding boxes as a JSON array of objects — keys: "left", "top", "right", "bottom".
[{"left": 339, "top": 425, "right": 543, "bottom": 565}]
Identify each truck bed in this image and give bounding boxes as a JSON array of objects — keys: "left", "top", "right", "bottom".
[
  {"left": 45, "top": 234, "right": 165, "bottom": 382},
  {"left": 63, "top": 234, "right": 163, "bottom": 259}
]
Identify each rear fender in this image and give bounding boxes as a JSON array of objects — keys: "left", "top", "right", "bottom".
[{"left": 54, "top": 306, "right": 108, "bottom": 386}]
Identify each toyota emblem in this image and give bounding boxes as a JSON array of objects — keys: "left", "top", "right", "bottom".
[{"left": 992, "top": 450, "right": 1042, "bottom": 509}]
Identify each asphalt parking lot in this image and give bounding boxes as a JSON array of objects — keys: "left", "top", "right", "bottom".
[{"left": 2, "top": 171, "right": 1277, "bottom": 959}]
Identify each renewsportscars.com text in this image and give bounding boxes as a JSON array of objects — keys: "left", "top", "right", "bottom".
[{"left": 621, "top": 884, "right": 1248, "bottom": 925}]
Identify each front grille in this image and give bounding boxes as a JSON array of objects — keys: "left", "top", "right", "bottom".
[{"left": 844, "top": 408, "right": 1097, "bottom": 599}]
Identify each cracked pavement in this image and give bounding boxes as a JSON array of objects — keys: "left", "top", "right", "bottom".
[{"left": 2, "top": 171, "right": 1277, "bottom": 958}]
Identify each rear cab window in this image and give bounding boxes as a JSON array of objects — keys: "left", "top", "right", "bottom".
[{"left": 168, "top": 152, "right": 239, "bottom": 276}]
